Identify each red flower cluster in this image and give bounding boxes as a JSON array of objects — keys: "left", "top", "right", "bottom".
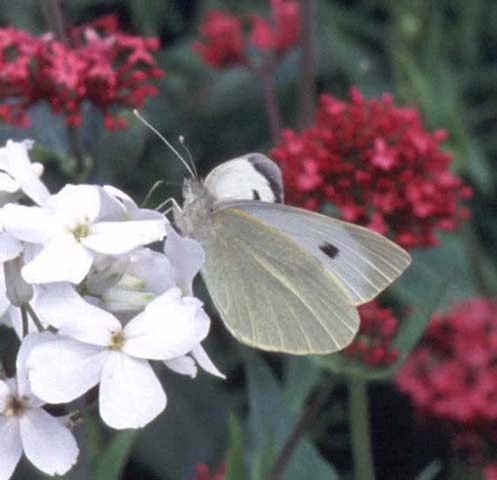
[
  {"left": 344, "top": 301, "right": 399, "bottom": 367},
  {"left": 271, "top": 88, "right": 472, "bottom": 248},
  {"left": 193, "top": 0, "right": 300, "bottom": 69},
  {"left": 192, "top": 463, "right": 226, "bottom": 480},
  {"left": 396, "top": 298, "right": 497, "bottom": 464},
  {"left": 485, "top": 465, "right": 497, "bottom": 480},
  {"left": 0, "top": 15, "right": 164, "bottom": 130}
]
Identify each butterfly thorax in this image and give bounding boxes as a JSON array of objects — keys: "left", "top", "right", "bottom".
[{"left": 174, "top": 178, "right": 216, "bottom": 241}]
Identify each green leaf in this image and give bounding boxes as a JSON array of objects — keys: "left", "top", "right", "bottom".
[
  {"left": 415, "top": 460, "right": 443, "bottom": 480},
  {"left": 245, "top": 351, "right": 340, "bottom": 480},
  {"left": 224, "top": 414, "right": 247, "bottom": 480},
  {"left": 94, "top": 431, "right": 139, "bottom": 480}
]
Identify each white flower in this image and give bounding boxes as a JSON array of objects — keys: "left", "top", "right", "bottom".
[
  {"left": 0, "top": 140, "right": 50, "bottom": 206},
  {"left": 3, "top": 184, "right": 168, "bottom": 284},
  {"left": 27, "top": 288, "right": 210, "bottom": 429},
  {"left": 0, "top": 333, "right": 79, "bottom": 479},
  {"left": 162, "top": 227, "right": 225, "bottom": 379}
]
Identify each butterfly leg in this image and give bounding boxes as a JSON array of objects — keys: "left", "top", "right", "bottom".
[{"left": 157, "top": 197, "right": 181, "bottom": 216}]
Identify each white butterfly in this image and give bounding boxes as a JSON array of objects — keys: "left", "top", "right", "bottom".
[{"left": 173, "top": 152, "right": 411, "bottom": 355}]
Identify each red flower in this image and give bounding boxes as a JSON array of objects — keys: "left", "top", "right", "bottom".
[
  {"left": 0, "top": 15, "right": 164, "bottom": 130},
  {"left": 344, "top": 301, "right": 399, "bottom": 367},
  {"left": 396, "top": 298, "right": 497, "bottom": 464},
  {"left": 193, "top": 10, "right": 245, "bottom": 68},
  {"left": 192, "top": 463, "right": 226, "bottom": 480},
  {"left": 271, "top": 88, "right": 472, "bottom": 248},
  {"left": 484, "top": 464, "right": 497, "bottom": 480},
  {"left": 250, "top": 0, "right": 300, "bottom": 54},
  {"left": 193, "top": 1, "right": 300, "bottom": 69}
]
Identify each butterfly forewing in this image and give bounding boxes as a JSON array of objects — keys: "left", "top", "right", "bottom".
[
  {"left": 200, "top": 208, "right": 360, "bottom": 354},
  {"left": 216, "top": 201, "right": 411, "bottom": 305}
]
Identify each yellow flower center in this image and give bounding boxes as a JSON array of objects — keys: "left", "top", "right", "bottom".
[{"left": 109, "top": 331, "right": 125, "bottom": 350}]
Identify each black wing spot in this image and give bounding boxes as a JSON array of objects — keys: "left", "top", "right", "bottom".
[
  {"left": 319, "top": 242, "right": 339, "bottom": 259},
  {"left": 248, "top": 154, "right": 284, "bottom": 203},
  {"left": 252, "top": 189, "right": 261, "bottom": 200}
]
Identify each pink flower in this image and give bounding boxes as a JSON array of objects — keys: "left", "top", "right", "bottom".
[{"left": 271, "top": 88, "right": 472, "bottom": 248}]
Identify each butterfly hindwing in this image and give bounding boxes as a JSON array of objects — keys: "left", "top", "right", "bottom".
[{"left": 200, "top": 207, "right": 359, "bottom": 354}]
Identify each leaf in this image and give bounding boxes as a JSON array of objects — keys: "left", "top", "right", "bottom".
[
  {"left": 415, "top": 460, "right": 443, "bottom": 480},
  {"left": 94, "top": 431, "right": 139, "bottom": 480},
  {"left": 282, "top": 357, "right": 322, "bottom": 412},
  {"left": 244, "top": 351, "right": 340, "bottom": 480},
  {"left": 224, "top": 414, "right": 247, "bottom": 480}
]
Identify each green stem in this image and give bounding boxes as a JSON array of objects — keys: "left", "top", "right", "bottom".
[
  {"left": 268, "top": 377, "right": 334, "bottom": 480},
  {"left": 40, "top": 0, "right": 87, "bottom": 177},
  {"left": 260, "top": 68, "right": 282, "bottom": 144},
  {"left": 26, "top": 303, "right": 45, "bottom": 333},
  {"left": 298, "top": 0, "right": 317, "bottom": 128},
  {"left": 21, "top": 306, "right": 29, "bottom": 338},
  {"left": 347, "top": 377, "right": 376, "bottom": 480}
]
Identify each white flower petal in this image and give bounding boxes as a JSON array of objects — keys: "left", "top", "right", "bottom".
[
  {"left": 0, "top": 269, "right": 10, "bottom": 317},
  {"left": 35, "top": 283, "right": 121, "bottom": 344},
  {"left": 126, "top": 248, "right": 175, "bottom": 295},
  {"left": 22, "top": 236, "right": 93, "bottom": 284},
  {"left": 164, "top": 355, "right": 197, "bottom": 378},
  {"left": 122, "top": 288, "right": 210, "bottom": 360},
  {"left": 1, "top": 140, "right": 50, "bottom": 205},
  {"left": 82, "top": 219, "right": 166, "bottom": 255},
  {"left": 20, "top": 408, "right": 78, "bottom": 476},
  {"left": 2, "top": 204, "right": 59, "bottom": 244},
  {"left": 46, "top": 184, "right": 100, "bottom": 227},
  {"left": 0, "top": 416, "right": 22, "bottom": 480},
  {"left": 0, "top": 172, "right": 19, "bottom": 193},
  {"left": 27, "top": 338, "right": 107, "bottom": 404},
  {"left": 164, "top": 226, "right": 204, "bottom": 295},
  {"left": 0, "top": 232, "right": 23, "bottom": 262},
  {"left": 99, "top": 352, "right": 166, "bottom": 429},
  {"left": 192, "top": 344, "right": 226, "bottom": 379},
  {"left": 0, "top": 380, "right": 11, "bottom": 412},
  {"left": 16, "top": 332, "right": 56, "bottom": 398}
]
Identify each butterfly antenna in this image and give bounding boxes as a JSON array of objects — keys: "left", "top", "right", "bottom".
[
  {"left": 133, "top": 110, "right": 196, "bottom": 178},
  {"left": 178, "top": 135, "right": 198, "bottom": 178}
]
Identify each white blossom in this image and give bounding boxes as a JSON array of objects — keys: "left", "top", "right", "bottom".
[
  {"left": 0, "top": 333, "right": 79, "bottom": 479},
  {"left": 3, "top": 184, "right": 167, "bottom": 284},
  {"left": 27, "top": 288, "right": 210, "bottom": 429},
  {"left": 0, "top": 140, "right": 49, "bottom": 206}
]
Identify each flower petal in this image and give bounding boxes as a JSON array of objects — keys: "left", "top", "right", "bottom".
[
  {"left": 0, "top": 380, "right": 11, "bottom": 412},
  {"left": 45, "top": 184, "right": 100, "bottom": 226},
  {"left": 0, "top": 416, "right": 22, "bottom": 480},
  {"left": 0, "top": 232, "right": 23, "bottom": 262},
  {"left": 22, "top": 236, "right": 93, "bottom": 284},
  {"left": 1, "top": 140, "right": 50, "bottom": 205},
  {"left": 20, "top": 408, "right": 78, "bottom": 476},
  {"left": 164, "top": 226, "right": 205, "bottom": 295},
  {"left": 2, "top": 204, "right": 60, "bottom": 244},
  {"left": 164, "top": 355, "right": 197, "bottom": 378},
  {"left": 192, "top": 344, "right": 226, "bottom": 379},
  {"left": 27, "top": 338, "right": 107, "bottom": 404},
  {"left": 122, "top": 288, "right": 210, "bottom": 360},
  {"left": 99, "top": 352, "right": 166, "bottom": 429},
  {"left": 35, "top": 283, "right": 121, "bottom": 344},
  {"left": 16, "top": 332, "right": 56, "bottom": 399},
  {"left": 82, "top": 219, "right": 166, "bottom": 255}
]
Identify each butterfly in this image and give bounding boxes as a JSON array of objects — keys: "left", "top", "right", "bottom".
[{"left": 172, "top": 152, "right": 411, "bottom": 355}]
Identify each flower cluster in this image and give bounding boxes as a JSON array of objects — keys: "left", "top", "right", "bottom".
[
  {"left": 271, "top": 88, "right": 472, "bottom": 248},
  {"left": 0, "top": 15, "right": 164, "bottom": 130},
  {"left": 396, "top": 297, "right": 497, "bottom": 468},
  {"left": 193, "top": 0, "right": 300, "bottom": 69},
  {"left": 0, "top": 140, "right": 223, "bottom": 479},
  {"left": 344, "top": 301, "right": 399, "bottom": 367}
]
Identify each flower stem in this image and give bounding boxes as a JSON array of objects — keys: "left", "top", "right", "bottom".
[
  {"left": 26, "top": 303, "right": 45, "bottom": 332},
  {"left": 40, "top": 0, "right": 86, "bottom": 177},
  {"left": 347, "top": 377, "right": 376, "bottom": 480},
  {"left": 260, "top": 68, "right": 282, "bottom": 144},
  {"left": 298, "top": 0, "right": 317, "bottom": 128},
  {"left": 268, "top": 377, "right": 334, "bottom": 480},
  {"left": 21, "top": 306, "right": 29, "bottom": 338}
]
